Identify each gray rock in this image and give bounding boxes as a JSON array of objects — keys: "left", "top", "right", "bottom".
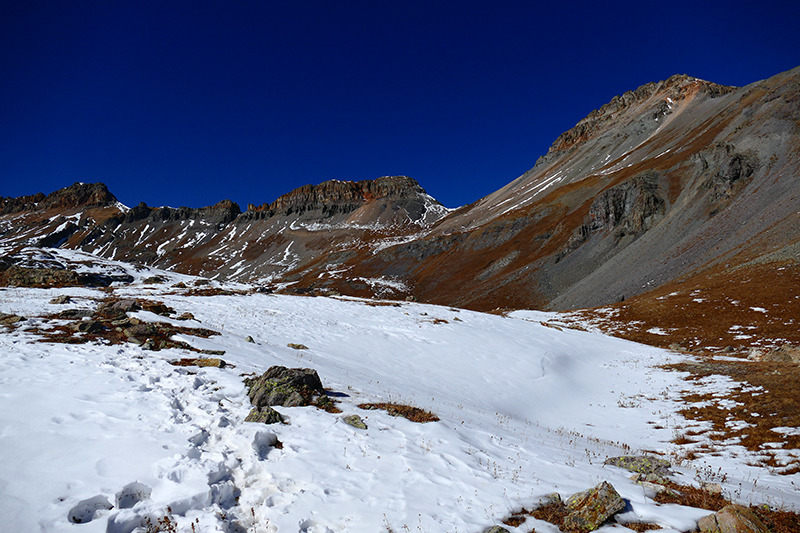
[
  {"left": 49, "top": 295, "right": 72, "bottom": 304},
  {"left": 343, "top": 414, "right": 367, "bottom": 430},
  {"left": 244, "top": 366, "right": 326, "bottom": 408},
  {"left": 58, "top": 309, "right": 94, "bottom": 319},
  {"left": 698, "top": 504, "right": 769, "bottom": 533},
  {"left": 78, "top": 320, "right": 104, "bottom": 333},
  {"left": 124, "top": 323, "right": 157, "bottom": 338},
  {"left": 604, "top": 455, "right": 672, "bottom": 478},
  {"left": 482, "top": 527, "right": 509, "bottom": 533},
  {"left": 245, "top": 406, "right": 284, "bottom": 424},
  {"left": 564, "top": 481, "right": 626, "bottom": 532},
  {"left": 245, "top": 335, "right": 255, "bottom": 343}
]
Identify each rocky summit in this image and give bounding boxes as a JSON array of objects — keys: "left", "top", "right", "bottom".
[{"left": 2, "top": 66, "right": 800, "bottom": 352}]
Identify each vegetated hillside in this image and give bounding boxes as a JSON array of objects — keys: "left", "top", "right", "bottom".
[{"left": 1, "top": 66, "right": 799, "bottom": 353}]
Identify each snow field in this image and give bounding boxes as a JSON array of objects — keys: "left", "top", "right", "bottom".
[{"left": 0, "top": 255, "right": 798, "bottom": 532}]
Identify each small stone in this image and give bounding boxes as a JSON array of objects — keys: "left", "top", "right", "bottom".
[
  {"left": 536, "top": 492, "right": 562, "bottom": 508},
  {"left": 175, "top": 312, "right": 196, "bottom": 321},
  {"left": 141, "top": 339, "right": 156, "bottom": 350},
  {"left": 172, "top": 282, "right": 187, "bottom": 289},
  {"left": 700, "top": 481, "right": 723, "bottom": 494},
  {"left": 287, "top": 343, "right": 309, "bottom": 350},
  {"left": 245, "top": 335, "right": 255, "bottom": 343},
  {"left": 200, "top": 349, "right": 226, "bottom": 356},
  {"left": 405, "top": 296, "right": 417, "bottom": 302},
  {"left": 343, "top": 414, "right": 367, "bottom": 430},
  {"left": 482, "top": 527, "right": 509, "bottom": 533},
  {"left": 49, "top": 295, "right": 72, "bottom": 304}
]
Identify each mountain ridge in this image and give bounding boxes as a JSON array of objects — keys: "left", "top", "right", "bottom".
[{"left": 2, "top": 65, "right": 799, "bottom": 353}]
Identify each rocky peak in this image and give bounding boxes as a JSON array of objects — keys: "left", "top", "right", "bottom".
[
  {"left": 115, "top": 199, "right": 241, "bottom": 226},
  {"left": 547, "top": 75, "right": 737, "bottom": 154},
  {"left": 0, "top": 182, "right": 117, "bottom": 215},
  {"left": 247, "top": 176, "right": 429, "bottom": 217},
  {"left": 38, "top": 182, "right": 118, "bottom": 211}
]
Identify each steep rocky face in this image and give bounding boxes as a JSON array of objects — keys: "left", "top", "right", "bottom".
[{"left": 243, "top": 176, "right": 434, "bottom": 222}]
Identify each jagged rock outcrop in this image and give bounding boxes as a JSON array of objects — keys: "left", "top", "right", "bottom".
[
  {"left": 0, "top": 182, "right": 117, "bottom": 215},
  {"left": 242, "top": 175, "right": 436, "bottom": 222},
  {"left": 559, "top": 171, "right": 666, "bottom": 260}
]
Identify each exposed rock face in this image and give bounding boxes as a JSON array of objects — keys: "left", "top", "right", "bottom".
[
  {"left": 0, "top": 182, "right": 116, "bottom": 215},
  {"left": 560, "top": 171, "right": 666, "bottom": 260},
  {"left": 697, "top": 505, "right": 769, "bottom": 533},
  {"left": 244, "top": 175, "right": 435, "bottom": 221}
]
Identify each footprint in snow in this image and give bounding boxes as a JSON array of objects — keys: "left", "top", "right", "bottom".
[{"left": 67, "top": 494, "right": 113, "bottom": 524}]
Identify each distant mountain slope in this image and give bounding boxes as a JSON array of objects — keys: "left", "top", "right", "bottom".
[{"left": 2, "top": 67, "right": 799, "bottom": 333}]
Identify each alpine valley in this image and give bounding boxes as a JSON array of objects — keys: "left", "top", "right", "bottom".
[{"left": 2, "top": 66, "right": 800, "bottom": 533}]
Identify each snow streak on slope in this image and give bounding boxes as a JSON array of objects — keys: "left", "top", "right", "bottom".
[{"left": 0, "top": 255, "right": 797, "bottom": 532}]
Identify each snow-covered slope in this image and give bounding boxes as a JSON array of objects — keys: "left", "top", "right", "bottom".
[{"left": 0, "top": 252, "right": 796, "bottom": 532}]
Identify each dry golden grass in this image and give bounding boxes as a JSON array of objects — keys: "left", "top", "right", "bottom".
[
  {"left": 664, "top": 359, "right": 800, "bottom": 472},
  {"left": 357, "top": 402, "right": 439, "bottom": 423}
]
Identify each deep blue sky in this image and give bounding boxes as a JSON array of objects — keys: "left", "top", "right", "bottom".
[{"left": 2, "top": 1, "right": 798, "bottom": 209}]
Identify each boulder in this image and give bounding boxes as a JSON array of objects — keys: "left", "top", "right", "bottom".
[
  {"left": 0, "top": 313, "right": 25, "bottom": 325},
  {"left": 58, "top": 309, "right": 94, "bottom": 319},
  {"left": 698, "top": 504, "right": 769, "bottom": 533},
  {"left": 244, "top": 366, "right": 326, "bottom": 408},
  {"left": 245, "top": 406, "right": 285, "bottom": 424},
  {"left": 49, "top": 295, "right": 72, "bottom": 304},
  {"left": 482, "top": 527, "right": 509, "bottom": 533},
  {"left": 343, "top": 414, "right": 367, "bottom": 429},
  {"left": 96, "top": 299, "right": 140, "bottom": 319},
  {"left": 78, "top": 320, "right": 104, "bottom": 333},
  {"left": 761, "top": 345, "right": 800, "bottom": 364},
  {"left": 604, "top": 455, "right": 671, "bottom": 480},
  {"left": 564, "top": 481, "right": 626, "bottom": 532}
]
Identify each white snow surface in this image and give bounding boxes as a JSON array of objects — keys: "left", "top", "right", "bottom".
[{"left": 0, "top": 252, "right": 798, "bottom": 532}]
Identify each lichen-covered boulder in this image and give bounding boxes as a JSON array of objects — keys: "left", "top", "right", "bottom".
[
  {"left": 698, "top": 505, "right": 769, "bottom": 533},
  {"left": 245, "top": 406, "right": 285, "bottom": 424},
  {"left": 604, "top": 456, "right": 672, "bottom": 478},
  {"left": 343, "top": 414, "right": 367, "bottom": 429},
  {"left": 564, "top": 481, "right": 626, "bottom": 531},
  {"left": 244, "top": 366, "right": 326, "bottom": 408}
]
